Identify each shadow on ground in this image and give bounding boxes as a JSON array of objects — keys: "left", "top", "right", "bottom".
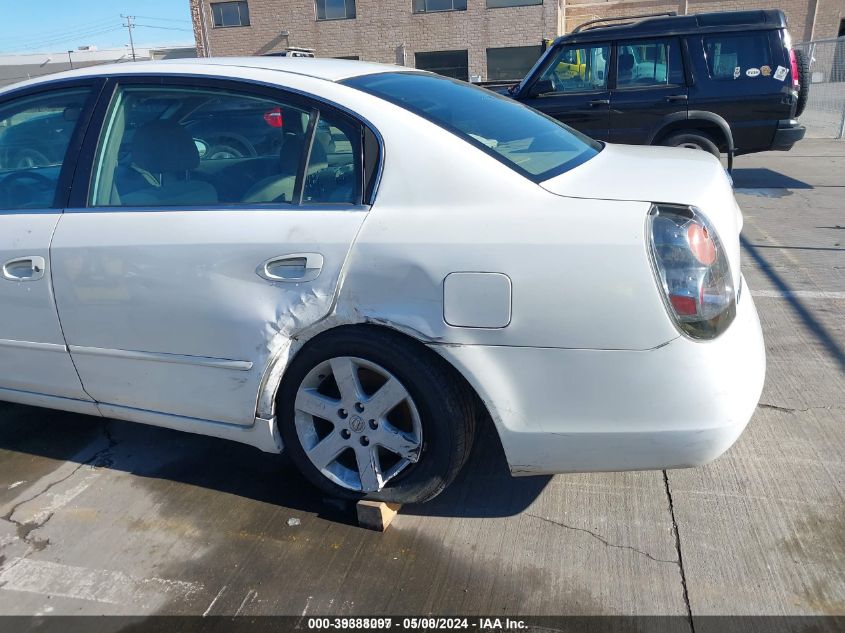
[
  {"left": 732, "top": 168, "right": 813, "bottom": 189},
  {"left": 0, "top": 402, "right": 549, "bottom": 521}
]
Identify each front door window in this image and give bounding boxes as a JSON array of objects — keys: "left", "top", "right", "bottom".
[{"left": 537, "top": 44, "right": 610, "bottom": 93}]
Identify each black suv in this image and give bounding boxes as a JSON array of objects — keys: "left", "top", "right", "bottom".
[{"left": 500, "top": 10, "right": 808, "bottom": 165}]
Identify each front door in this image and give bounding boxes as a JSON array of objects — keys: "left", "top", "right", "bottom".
[
  {"left": 51, "top": 79, "right": 369, "bottom": 425},
  {"left": 610, "top": 37, "right": 689, "bottom": 145},
  {"left": 519, "top": 42, "right": 612, "bottom": 141},
  {"left": 0, "top": 85, "right": 95, "bottom": 402}
]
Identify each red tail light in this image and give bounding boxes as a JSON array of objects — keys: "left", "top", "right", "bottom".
[
  {"left": 263, "top": 107, "right": 284, "bottom": 128},
  {"left": 649, "top": 205, "right": 736, "bottom": 340},
  {"left": 788, "top": 49, "right": 800, "bottom": 89}
]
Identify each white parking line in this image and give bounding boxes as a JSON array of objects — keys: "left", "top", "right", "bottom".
[
  {"left": 751, "top": 290, "right": 845, "bottom": 299},
  {"left": 0, "top": 558, "right": 203, "bottom": 607}
]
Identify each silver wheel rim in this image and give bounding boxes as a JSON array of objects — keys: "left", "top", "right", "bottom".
[
  {"left": 294, "top": 356, "right": 423, "bottom": 493},
  {"left": 678, "top": 141, "right": 704, "bottom": 150}
]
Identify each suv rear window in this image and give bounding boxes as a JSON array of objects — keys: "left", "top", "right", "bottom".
[
  {"left": 342, "top": 72, "right": 601, "bottom": 181},
  {"left": 703, "top": 33, "right": 772, "bottom": 80}
]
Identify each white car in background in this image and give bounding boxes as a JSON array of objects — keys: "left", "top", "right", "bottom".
[{"left": 0, "top": 59, "right": 765, "bottom": 504}]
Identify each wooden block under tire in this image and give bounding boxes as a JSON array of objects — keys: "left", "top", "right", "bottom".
[{"left": 356, "top": 500, "right": 401, "bottom": 531}]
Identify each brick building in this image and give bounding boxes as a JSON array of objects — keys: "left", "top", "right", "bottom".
[{"left": 189, "top": 0, "right": 845, "bottom": 81}]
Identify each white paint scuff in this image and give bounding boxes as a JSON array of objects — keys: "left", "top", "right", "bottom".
[{"left": 0, "top": 558, "right": 203, "bottom": 607}]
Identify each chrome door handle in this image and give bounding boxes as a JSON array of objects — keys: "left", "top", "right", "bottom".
[
  {"left": 258, "top": 253, "right": 324, "bottom": 283},
  {"left": 588, "top": 99, "right": 610, "bottom": 106},
  {"left": 2, "top": 256, "right": 46, "bottom": 282}
]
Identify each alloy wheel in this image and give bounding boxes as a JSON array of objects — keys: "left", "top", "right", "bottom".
[{"left": 293, "top": 356, "right": 423, "bottom": 492}]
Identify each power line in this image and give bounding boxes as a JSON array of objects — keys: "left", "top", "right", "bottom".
[
  {"left": 135, "top": 24, "right": 194, "bottom": 33},
  {"left": 0, "top": 18, "right": 118, "bottom": 47},
  {"left": 3, "top": 26, "right": 124, "bottom": 53},
  {"left": 134, "top": 15, "right": 192, "bottom": 24}
]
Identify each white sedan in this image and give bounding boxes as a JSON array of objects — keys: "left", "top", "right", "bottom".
[{"left": 0, "top": 58, "right": 765, "bottom": 504}]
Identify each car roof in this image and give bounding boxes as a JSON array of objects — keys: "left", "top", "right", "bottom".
[
  {"left": 557, "top": 9, "right": 788, "bottom": 45},
  {"left": 0, "top": 57, "right": 411, "bottom": 95}
]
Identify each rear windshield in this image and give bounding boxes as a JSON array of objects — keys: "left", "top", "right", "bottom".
[{"left": 342, "top": 72, "right": 601, "bottom": 181}]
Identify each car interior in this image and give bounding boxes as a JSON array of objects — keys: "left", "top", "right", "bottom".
[{"left": 91, "top": 88, "right": 361, "bottom": 207}]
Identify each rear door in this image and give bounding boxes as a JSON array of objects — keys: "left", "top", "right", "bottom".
[
  {"left": 519, "top": 42, "right": 612, "bottom": 141},
  {"left": 609, "top": 37, "right": 688, "bottom": 144},
  {"left": 688, "top": 30, "right": 788, "bottom": 153},
  {"left": 51, "top": 77, "right": 371, "bottom": 425},
  {"left": 0, "top": 83, "right": 97, "bottom": 402}
]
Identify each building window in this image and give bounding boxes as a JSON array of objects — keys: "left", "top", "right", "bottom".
[
  {"left": 487, "top": 45, "right": 542, "bottom": 80},
  {"left": 487, "top": 0, "right": 542, "bottom": 8},
  {"left": 413, "top": 0, "right": 467, "bottom": 13},
  {"left": 211, "top": 1, "right": 250, "bottom": 27},
  {"left": 415, "top": 49, "right": 469, "bottom": 81},
  {"left": 316, "top": 0, "right": 356, "bottom": 20}
]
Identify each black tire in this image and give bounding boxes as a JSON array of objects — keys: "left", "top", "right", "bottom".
[
  {"left": 278, "top": 326, "right": 476, "bottom": 504},
  {"left": 660, "top": 130, "right": 721, "bottom": 158},
  {"left": 793, "top": 49, "right": 810, "bottom": 118}
]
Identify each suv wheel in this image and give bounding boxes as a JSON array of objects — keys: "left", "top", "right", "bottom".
[
  {"left": 279, "top": 327, "right": 476, "bottom": 504},
  {"left": 660, "top": 131, "right": 720, "bottom": 158}
]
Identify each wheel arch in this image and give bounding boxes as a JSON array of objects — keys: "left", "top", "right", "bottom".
[
  {"left": 650, "top": 111, "right": 735, "bottom": 154},
  {"left": 255, "top": 320, "right": 502, "bottom": 455}
]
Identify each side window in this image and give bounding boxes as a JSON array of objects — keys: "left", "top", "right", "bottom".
[
  {"left": 704, "top": 33, "right": 772, "bottom": 80},
  {"left": 616, "top": 38, "right": 685, "bottom": 88},
  {"left": 89, "top": 85, "right": 313, "bottom": 207},
  {"left": 539, "top": 44, "right": 610, "bottom": 93},
  {"left": 0, "top": 88, "right": 90, "bottom": 210},
  {"left": 304, "top": 112, "right": 361, "bottom": 205}
]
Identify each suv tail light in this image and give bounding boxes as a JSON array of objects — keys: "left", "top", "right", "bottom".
[
  {"left": 263, "top": 107, "right": 284, "bottom": 128},
  {"left": 788, "top": 48, "right": 800, "bottom": 89},
  {"left": 648, "top": 205, "right": 736, "bottom": 340}
]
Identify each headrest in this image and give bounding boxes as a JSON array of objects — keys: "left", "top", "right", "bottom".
[
  {"left": 132, "top": 120, "right": 199, "bottom": 173},
  {"left": 618, "top": 53, "right": 635, "bottom": 73}
]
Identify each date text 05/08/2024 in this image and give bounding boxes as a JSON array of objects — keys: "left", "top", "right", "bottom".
[{"left": 307, "top": 618, "right": 527, "bottom": 630}]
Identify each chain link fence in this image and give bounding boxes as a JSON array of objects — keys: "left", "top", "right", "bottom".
[{"left": 794, "top": 38, "right": 845, "bottom": 139}]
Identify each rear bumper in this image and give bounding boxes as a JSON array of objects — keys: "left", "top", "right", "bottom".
[
  {"left": 771, "top": 119, "right": 806, "bottom": 151},
  {"left": 434, "top": 277, "right": 766, "bottom": 475}
]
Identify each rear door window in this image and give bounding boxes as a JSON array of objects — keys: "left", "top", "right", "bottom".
[
  {"left": 703, "top": 33, "right": 772, "bottom": 80},
  {"left": 90, "top": 85, "right": 312, "bottom": 207},
  {"left": 615, "top": 38, "right": 685, "bottom": 88}
]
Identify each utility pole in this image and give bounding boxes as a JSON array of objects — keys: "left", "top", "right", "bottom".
[{"left": 121, "top": 14, "right": 137, "bottom": 61}]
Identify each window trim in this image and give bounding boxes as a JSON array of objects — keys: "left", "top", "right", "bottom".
[
  {"left": 68, "top": 74, "right": 383, "bottom": 210},
  {"left": 413, "top": 0, "right": 467, "bottom": 14},
  {"left": 0, "top": 78, "right": 105, "bottom": 211},
  {"left": 210, "top": 1, "right": 251, "bottom": 28},
  {"left": 315, "top": 0, "right": 357, "bottom": 21}
]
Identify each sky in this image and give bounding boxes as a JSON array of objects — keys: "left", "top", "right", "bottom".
[{"left": 0, "top": 0, "right": 194, "bottom": 54}]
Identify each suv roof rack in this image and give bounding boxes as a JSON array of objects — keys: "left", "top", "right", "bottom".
[{"left": 572, "top": 12, "right": 677, "bottom": 34}]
